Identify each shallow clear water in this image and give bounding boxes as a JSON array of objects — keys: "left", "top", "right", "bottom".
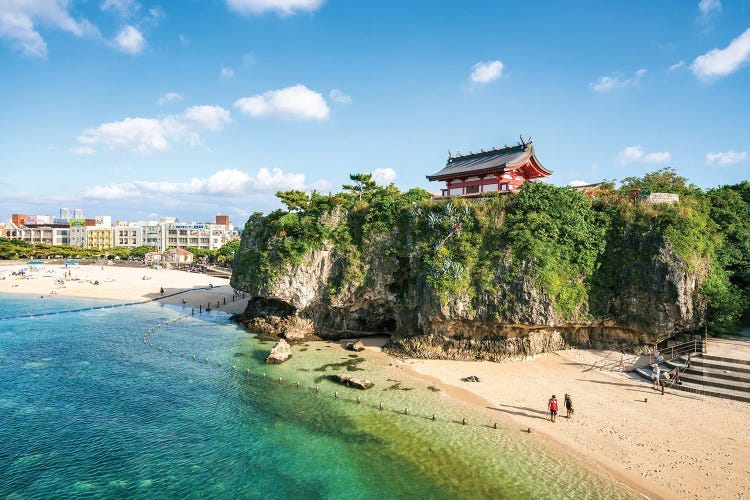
[{"left": 0, "top": 294, "right": 636, "bottom": 498}]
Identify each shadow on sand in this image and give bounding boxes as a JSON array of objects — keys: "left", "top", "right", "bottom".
[{"left": 487, "top": 404, "right": 549, "bottom": 421}]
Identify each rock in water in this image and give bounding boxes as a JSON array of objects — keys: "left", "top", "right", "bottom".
[
  {"left": 345, "top": 340, "right": 365, "bottom": 352},
  {"left": 266, "top": 339, "right": 292, "bottom": 364},
  {"left": 329, "top": 373, "right": 374, "bottom": 390}
]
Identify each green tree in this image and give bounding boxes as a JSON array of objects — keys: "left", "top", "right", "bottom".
[
  {"left": 276, "top": 190, "right": 310, "bottom": 212},
  {"left": 342, "top": 173, "right": 378, "bottom": 201}
]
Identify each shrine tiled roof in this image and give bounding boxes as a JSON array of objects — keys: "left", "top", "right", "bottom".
[{"left": 427, "top": 143, "right": 551, "bottom": 181}]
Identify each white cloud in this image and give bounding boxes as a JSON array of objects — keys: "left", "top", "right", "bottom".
[
  {"left": 76, "top": 105, "right": 231, "bottom": 154},
  {"left": 705, "top": 150, "right": 748, "bottom": 165},
  {"left": 0, "top": 0, "right": 99, "bottom": 57},
  {"left": 113, "top": 25, "right": 145, "bottom": 54},
  {"left": 101, "top": 0, "right": 141, "bottom": 17},
  {"left": 568, "top": 180, "right": 590, "bottom": 187},
  {"left": 226, "top": 0, "right": 325, "bottom": 16},
  {"left": 234, "top": 84, "right": 330, "bottom": 120},
  {"left": 691, "top": 28, "right": 750, "bottom": 80},
  {"left": 668, "top": 60, "right": 685, "bottom": 72},
  {"left": 698, "top": 0, "right": 721, "bottom": 19},
  {"left": 83, "top": 183, "right": 140, "bottom": 200},
  {"left": 82, "top": 167, "right": 328, "bottom": 200},
  {"left": 158, "top": 92, "right": 183, "bottom": 106},
  {"left": 178, "top": 34, "right": 189, "bottom": 45},
  {"left": 591, "top": 68, "right": 647, "bottom": 92},
  {"left": 182, "top": 105, "right": 232, "bottom": 131},
  {"left": 329, "top": 89, "right": 351, "bottom": 104},
  {"left": 242, "top": 52, "right": 256, "bottom": 65},
  {"left": 470, "top": 60, "right": 503, "bottom": 83},
  {"left": 220, "top": 67, "right": 234, "bottom": 79},
  {"left": 619, "top": 146, "right": 671, "bottom": 165},
  {"left": 371, "top": 168, "right": 396, "bottom": 185}
]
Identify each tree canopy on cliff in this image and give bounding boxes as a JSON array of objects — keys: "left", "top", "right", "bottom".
[{"left": 236, "top": 171, "right": 750, "bottom": 335}]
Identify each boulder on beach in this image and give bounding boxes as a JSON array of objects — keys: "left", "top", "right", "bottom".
[
  {"left": 266, "top": 339, "right": 292, "bottom": 364},
  {"left": 345, "top": 340, "right": 365, "bottom": 352},
  {"left": 329, "top": 373, "right": 374, "bottom": 390},
  {"left": 461, "top": 375, "right": 480, "bottom": 383}
]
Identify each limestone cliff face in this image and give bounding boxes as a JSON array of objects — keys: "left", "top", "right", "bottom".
[{"left": 231, "top": 208, "right": 707, "bottom": 360}]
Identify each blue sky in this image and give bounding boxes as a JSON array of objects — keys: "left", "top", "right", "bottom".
[{"left": 1, "top": 0, "right": 749, "bottom": 224}]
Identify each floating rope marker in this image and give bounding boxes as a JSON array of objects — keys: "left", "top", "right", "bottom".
[
  {"left": 218, "top": 362, "right": 222, "bottom": 367},
  {"left": 493, "top": 422, "right": 498, "bottom": 429},
  {"left": 192, "top": 355, "right": 196, "bottom": 360},
  {"left": 296, "top": 381, "right": 300, "bottom": 388},
  {"left": 262, "top": 373, "right": 266, "bottom": 378},
  {"left": 158, "top": 346, "right": 162, "bottom": 351},
  {"left": 335, "top": 391, "right": 338, "bottom": 398},
  {"left": 246, "top": 369, "right": 250, "bottom": 374},
  {"left": 232, "top": 365, "right": 236, "bottom": 370},
  {"left": 278, "top": 377, "right": 282, "bottom": 383},
  {"left": 356, "top": 396, "right": 360, "bottom": 404},
  {"left": 404, "top": 408, "right": 408, "bottom": 415},
  {"left": 432, "top": 414, "right": 436, "bottom": 421},
  {"left": 379, "top": 402, "right": 383, "bottom": 410},
  {"left": 180, "top": 352, "right": 184, "bottom": 357},
  {"left": 315, "top": 386, "right": 319, "bottom": 393},
  {"left": 462, "top": 418, "right": 466, "bottom": 425},
  {"left": 204, "top": 358, "right": 208, "bottom": 364}
]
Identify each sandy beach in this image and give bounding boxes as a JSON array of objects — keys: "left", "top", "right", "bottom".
[
  {"left": 0, "top": 262, "right": 250, "bottom": 315},
  {"left": 401, "top": 350, "right": 750, "bottom": 500},
  {"left": 3, "top": 262, "right": 748, "bottom": 499}
]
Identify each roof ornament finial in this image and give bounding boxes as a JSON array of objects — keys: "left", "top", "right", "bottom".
[{"left": 519, "top": 134, "right": 533, "bottom": 148}]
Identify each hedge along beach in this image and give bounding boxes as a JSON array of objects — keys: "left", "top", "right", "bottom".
[{"left": 2, "top": 262, "right": 748, "bottom": 498}]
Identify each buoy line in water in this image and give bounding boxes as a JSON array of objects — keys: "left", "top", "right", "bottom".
[
  {"left": 141, "top": 315, "right": 509, "bottom": 433},
  {"left": 0, "top": 286, "right": 220, "bottom": 322}
]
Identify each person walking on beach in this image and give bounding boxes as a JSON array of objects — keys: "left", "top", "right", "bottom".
[
  {"left": 160, "top": 287, "right": 164, "bottom": 296},
  {"left": 564, "top": 393, "right": 574, "bottom": 419},
  {"left": 619, "top": 350, "right": 625, "bottom": 372},
  {"left": 548, "top": 395, "right": 558, "bottom": 422},
  {"left": 651, "top": 364, "right": 661, "bottom": 390}
]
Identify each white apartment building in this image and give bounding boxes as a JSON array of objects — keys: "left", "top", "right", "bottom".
[
  {"left": 164, "top": 223, "right": 237, "bottom": 251},
  {"left": 4, "top": 224, "right": 70, "bottom": 245},
  {"left": 114, "top": 225, "right": 143, "bottom": 247}
]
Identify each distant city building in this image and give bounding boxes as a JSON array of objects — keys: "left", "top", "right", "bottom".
[
  {"left": 1, "top": 212, "right": 238, "bottom": 251},
  {"left": 60, "top": 208, "right": 71, "bottom": 220},
  {"left": 86, "top": 227, "right": 114, "bottom": 249},
  {"left": 94, "top": 215, "right": 112, "bottom": 228},
  {"left": 73, "top": 209, "right": 84, "bottom": 219}
]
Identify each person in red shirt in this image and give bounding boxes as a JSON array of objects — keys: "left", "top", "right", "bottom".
[{"left": 548, "top": 395, "right": 558, "bottom": 422}]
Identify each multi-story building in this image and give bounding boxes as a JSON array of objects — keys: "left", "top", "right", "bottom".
[
  {"left": 3, "top": 212, "right": 238, "bottom": 252},
  {"left": 94, "top": 215, "right": 112, "bottom": 228},
  {"left": 163, "top": 215, "right": 237, "bottom": 251},
  {"left": 86, "top": 227, "right": 114, "bottom": 249},
  {"left": 73, "top": 209, "right": 84, "bottom": 219},
  {"left": 114, "top": 224, "right": 143, "bottom": 248},
  {"left": 4, "top": 223, "right": 70, "bottom": 245},
  {"left": 60, "top": 208, "right": 71, "bottom": 220}
]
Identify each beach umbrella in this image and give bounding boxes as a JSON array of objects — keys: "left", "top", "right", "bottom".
[{"left": 27, "top": 261, "right": 44, "bottom": 265}]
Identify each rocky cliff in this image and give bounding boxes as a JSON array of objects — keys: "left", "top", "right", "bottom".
[{"left": 231, "top": 184, "right": 710, "bottom": 360}]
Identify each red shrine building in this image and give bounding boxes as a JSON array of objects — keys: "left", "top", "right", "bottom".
[{"left": 427, "top": 140, "right": 552, "bottom": 198}]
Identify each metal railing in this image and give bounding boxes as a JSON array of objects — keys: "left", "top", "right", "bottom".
[{"left": 650, "top": 339, "right": 702, "bottom": 365}]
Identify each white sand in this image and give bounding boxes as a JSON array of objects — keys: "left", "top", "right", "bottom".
[
  {"left": 403, "top": 349, "right": 750, "bottom": 500},
  {"left": 0, "top": 262, "right": 250, "bottom": 314}
]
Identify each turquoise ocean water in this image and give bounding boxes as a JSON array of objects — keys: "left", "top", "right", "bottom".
[{"left": 0, "top": 294, "right": 637, "bottom": 499}]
